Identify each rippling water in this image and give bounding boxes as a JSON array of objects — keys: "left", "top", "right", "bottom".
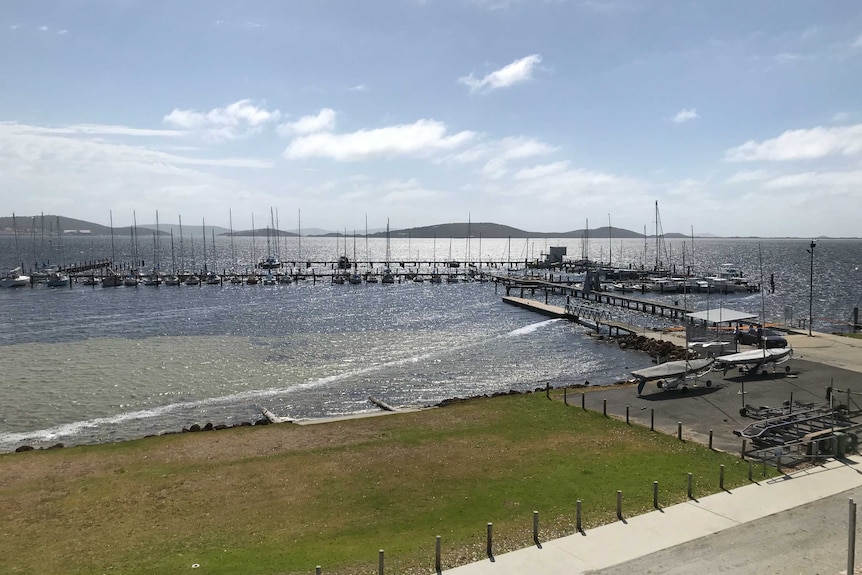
[{"left": 1, "top": 236, "right": 860, "bottom": 451}]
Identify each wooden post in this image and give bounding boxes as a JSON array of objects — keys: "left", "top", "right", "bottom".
[
  {"left": 435, "top": 536, "right": 441, "bottom": 573},
  {"left": 650, "top": 409, "right": 655, "bottom": 431},
  {"left": 603, "top": 399, "right": 607, "bottom": 417},
  {"left": 720, "top": 464, "right": 725, "bottom": 490},
  {"left": 581, "top": 393, "right": 586, "bottom": 411},
  {"left": 709, "top": 429, "right": 713, "bottom": 450},
  {"left": 677, "top": 422, "right": 683, "bottom": 441},
  {"left": 486, "top": 523, "right": 493, "bottom": 558},
  {"left": 564, "top": 387, "right": 567, "bottom": 405},
  {"left": 626, "top": 405, "right": 630, "bottom": 424},
  {"left": 653, "top": 481, "right": 659, "bottom": 509},
  {"left": 742, "top": 439, "right": 747, "bottom": 459},
  {"left": 576, "top": 499, "right": 582, "bottom": 532},
  {"left": 617, "top": 490, "right": 623, "bottom": 520},
  {"left": 687, "top": 472, "right": 693, "bottom": 499}
]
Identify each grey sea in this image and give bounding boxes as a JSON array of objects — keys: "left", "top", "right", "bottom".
[{"left": 1, "top": 234, "right": 860, "bottom": 452}]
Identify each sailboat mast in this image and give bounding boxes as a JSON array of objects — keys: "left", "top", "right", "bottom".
[
  {"left": 608, "top": 213, "right": 612, "bottom": 267},
  {"left": 202, "top": 218, "right": 207, "bottom": 273},
  {"left": 178, "top": 215, "right": 185, "bottom": 272}
]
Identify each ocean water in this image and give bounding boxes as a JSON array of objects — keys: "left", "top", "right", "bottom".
[{"left": 1, "top": 235, "right": 860, "bottom": 451}]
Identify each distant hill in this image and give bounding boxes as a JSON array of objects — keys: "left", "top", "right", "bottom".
[{"left": 0, "top": 214, "right": 712, "bottom": 238}]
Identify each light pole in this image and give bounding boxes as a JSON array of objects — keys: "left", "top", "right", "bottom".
[{"left": 807, "top": 239, "right": 816, "bottom": 336}]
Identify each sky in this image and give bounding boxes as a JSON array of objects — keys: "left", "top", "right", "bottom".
[{"left": 2, "top": 1, "right": 862, "bottom": 237}]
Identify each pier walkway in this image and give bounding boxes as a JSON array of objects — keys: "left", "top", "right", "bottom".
[
  {"left": 501, "top": 296, "right": 646, "bottom": 336},
  {"left": 492, "top": 275, "right": 690, "bottom": 320}
]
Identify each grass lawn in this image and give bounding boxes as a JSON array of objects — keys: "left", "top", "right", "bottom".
[{"left": 0, "top": 392, "right": 765, "bottom": 575}]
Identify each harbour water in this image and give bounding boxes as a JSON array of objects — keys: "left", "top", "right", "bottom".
[{"left": 1, "top": 235, "right": 859, "bottom": 452}]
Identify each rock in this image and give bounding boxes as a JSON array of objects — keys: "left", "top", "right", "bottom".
[
  {"left": 188, "top": 423, "right": 202, "bottom": 432},
  {"left": 15, "top": 445, "right": 34, "bottom": 452},
  {"left": 202, "top": 422, "right": 214, "bottom": 431}
]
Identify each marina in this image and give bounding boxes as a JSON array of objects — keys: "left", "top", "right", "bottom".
[{"left": 1, "top": 235, "right": 860, "bottom": 453}]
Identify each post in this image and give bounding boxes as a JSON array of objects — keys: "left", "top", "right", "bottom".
[
  {"left": 742, "top": 439, "right": 747, "bottom": 459},
  {"left": 678, "top": 422, "right": 683, "bottom": 441},
  {"left": 626, "top": 405, "right": 630, "bottom": 424},
  {"left": 720, "top": 464, "right": 725, "bottom": 490},
  {"left": 687, "top": 472, "right": 693, "bottom": 499},
  {"left": 533, "top": 510, "right": 539, "bottom": 544},
  {"left": 435, "top": 535, "right": 441, "bottom": 573},
  {"left": 808, "top": 239, "right": 816, "bottom": 336},
  {"left": 378, "top": 549, "right": 384, "bottom": 575},
  {"left": 603, "top": 399, "right": 607, "bottom": 417},
  {"left": 576, "top": 499, "right": 582, "bottom": 532},
  {"left": 748, "top": 460, "right": 753, "bottom": 482},
  {"left": 581, "top": 393, "right": 586, "bottom": 411},
  {"left": 709, "top": 429, "right": 713, "bottom": 450},
  {"left": 546, "top": 381, "right": 550, "bottom": 399},
  {"left": 617, "top": 490, "right": 623, "bottom": 520},
  {"left": 316, "top": 567, "right": 321, "bottom": 575},
  {"left": 653, "top": 481, "right": 659, "bottom": 509},
  {"left": 486, "top": 523, "right": 493, "bottom": 557},
  {"left": 650, "top": 408, "right": 655, "bottom": 431},
  {"left": 564, "top": 387, "right": 567, "bottom": 405},
  {"left": 850, "top": 498, "right": 857, "bottom": 575}
]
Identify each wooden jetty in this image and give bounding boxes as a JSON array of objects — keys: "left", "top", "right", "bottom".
[
  {"left": 492, "top": 275, "right": 690, "bottom": 320},
  {"left": 502, "top": 296, "right": 646, "bottom": 336}
]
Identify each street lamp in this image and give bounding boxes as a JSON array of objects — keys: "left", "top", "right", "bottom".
[{"left": 807, "top": 239, "right": 816, "bottom": 336}]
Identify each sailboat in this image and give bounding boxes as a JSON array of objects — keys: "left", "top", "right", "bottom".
[
  {"left": 227, "top": 209, "right": 242, "bottom": 284},
  {"left": 349, "top": 231, "right": 363, "bottom": 284},
  {"left": 0, "top": 214, "right": 31, "bottom": 287},
  {"left": 101, "top": 211, "right": 123, "bottom": 287},
  {"left": 246, "top": 213, "right": 258, "bottom": 285},
  {"left": 164, "top": 230, "right": 180, "bottom": 286},
  {"left": 205, "top": 227, "right": 221, "bottom": 285},
  {"left": 381, "top": 219, "right": 395, "bottom": 284},
  {"left": 634, "top": 245, "right": 714, "bottom": 395}
]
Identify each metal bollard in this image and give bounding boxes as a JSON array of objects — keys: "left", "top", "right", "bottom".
[
  {"left": 378, "top": 549, "right": 384, "bottom": 575},
  {"left": 709, "top": 429, "right": 713, "bottom": 450},
  {"left": 603, "top": 399, "right": 607, "bottom": 417},
  {"left": 316, "top": 567, "right": 321, "bottom": 575},
  {"left": 533, "top": 511, "right": 539, "bottom": 544},
  {"left": 653, "top": 481, "right": 659, "bottom": 509},
  {"left": 435, "top": 536, "right": 441, "bottom": 573},
  {"left": 617, "top": 490, "right": 623, "bottom": 520},
  {"left": 720, "top": 464, "right": 725, "bottom": 490},
  {"left": 650, "top": 408, "right": 654, "bottom": 431},
  {"left": 487, "top": 523, "right": 493, "bottom": 557},
  {"left": 742, "top": 439, "right": 747, "bottom": 459},
  {"left": 687, "top": 472, "right": 693, "bottom": 499},
  {"left": 849, "top": 498, "right": 857, "bottom": 575},
  {"left": 581, "top": 393, "right": 586, "bottom": 410},
  {"left": 678, "top": 422, "right": 683, "bottom": 441},
  {"left": 576, "top": 499, "right": 582, "bottom": 532},
  {"left": 626, "top": 405, "right": 630, "bottom": 424}
]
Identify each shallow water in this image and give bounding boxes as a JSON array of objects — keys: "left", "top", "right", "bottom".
[{"left": 1, "top": 236, "right": 859, "bottom": 451}]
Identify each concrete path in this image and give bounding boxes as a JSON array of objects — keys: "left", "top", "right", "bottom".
[
  {"left": 442, "top": 456, "right": 862, "bottom": 575},
  {"left": 439, "top": 329, "right": 862, "bottom": 575}
]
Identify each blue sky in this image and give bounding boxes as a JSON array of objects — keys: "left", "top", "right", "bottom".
[{"left": 2, "top": 1, "right": 861, "bottom": 236}]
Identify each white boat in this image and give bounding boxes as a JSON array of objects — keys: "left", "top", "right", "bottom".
[
  {"left": 633, "top": 358, "right": 715, "bottom": 395},
  {"left": 184, "top": 274, "right": 200, "bottom": 286},
  {"left": 46, "top": 270, "right": 70, "bottom": 287},
  {"left": 0, "top": 267, "right": 31, "bottom": 288},
  {"left": 715, "top": 347, "right": 794, "bottom": 375},
  {"left": 101, "top": 269, "right": 123, "bottom": 287}
]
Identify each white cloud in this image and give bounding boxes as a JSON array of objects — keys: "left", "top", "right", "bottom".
[
  {"left": 349, "top": 84, "right": 368, "bottom": 92},
  {"left": 277, "top": 108, "right": 337, "bottom": 137},
  {"left": 57, "top": 29, "right": 68, "bottom": 35},
  {"left": 725, "top": 169, "right": 771, "bottom": 184},
  {"left": 283, "top": 119, "right": 475, "bottom": 161},
  {"left": 13, "top": 123, "right": 187, "bottom": 138},
  {"left": 514, "top": 161, "right": 570, "bottom": 180},
  {"left": 163, "top": 99, "right": 281, "bottom": 141},
  {"left": 459, "top": 54, "right": 542, "bottom": 93},
  {"left": 39, "top": 25, "right": 48, "bottom": 32},
  {"left": 762, "top": 170, "right": 862, "bottom": 191},
  {"left": 672, "top": 108, "right": 699, "bottom": 124},
  {"left": 725, "top": 124, "right": 862, "bottom": 161}
]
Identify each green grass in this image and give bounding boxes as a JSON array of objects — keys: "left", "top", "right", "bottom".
[{"left": 0, "top": 393, "right": 772, "bottom": 575}]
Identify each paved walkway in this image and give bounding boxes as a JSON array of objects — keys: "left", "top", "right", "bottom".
[{"left": 439, "top": 330, "right": 862, "bottom": 574}]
